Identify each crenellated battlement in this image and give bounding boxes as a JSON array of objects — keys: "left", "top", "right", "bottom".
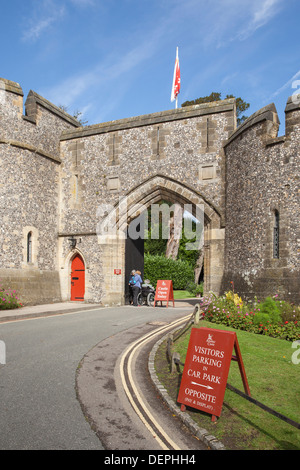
[
  {"left": 0, "top": 77, "right": 81, "bottom": 163},
  {"left": 0, "top": 78, "right": 24, "bottom": 116},
  {"left": 0, "top": 77, "right": 23, "bottom": 97},
  {"left": 225, "top": 102, "right": 280, "bottom": 146},
  {"left": 0, "top": 77, "right": 80, "bottom": 127},
  {"left": 24, "top": 89, "right": 81, "bottom": 127},
  {"left": 0, "top": 77, "right": 299, "bottom": 305},
  {"left": 225, "top": 95, "right": 300, "bottom": 148},
  {"left": 285, "top": 94, "right": 300, "bottom": 136}
]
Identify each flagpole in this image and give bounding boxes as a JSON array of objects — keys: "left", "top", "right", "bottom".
[{"left": 175, "top": 47, "right": 178, "bottom": 109}]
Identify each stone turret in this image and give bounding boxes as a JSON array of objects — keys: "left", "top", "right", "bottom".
[
  {"left": 223, "top": 97, "right": 300, "bottom": 304},
  {"left": 285, "top": 94, "right": 300, "bottom": 136}
]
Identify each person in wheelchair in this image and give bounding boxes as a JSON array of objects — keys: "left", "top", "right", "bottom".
[{"left": 137, "top": 279, "right": 156, "bottom": 306}]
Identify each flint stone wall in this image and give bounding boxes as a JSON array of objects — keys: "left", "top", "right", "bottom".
[
  {"left": 58, "top": 101, "right": 235, "bottom": 303},
  {"left": 0, "top": 79, "right": 79, "bottom": 304},
  {"left": 1, "top": 76, "right": 299, "bottom": 306},
  {"left": 59, "top": 100, "right": 236, "bottom": 234},
  {"left": 223, "top": 102, "right": 300, "bottom": 303}
]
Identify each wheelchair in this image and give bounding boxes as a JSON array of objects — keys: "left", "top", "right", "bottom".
[{"left": 137, "top": 284, "right": 155, "bottom": 306}]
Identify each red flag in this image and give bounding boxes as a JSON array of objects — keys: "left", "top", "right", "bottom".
[{"left": 171, "top": 47, "right": 180, "bottom": 104}]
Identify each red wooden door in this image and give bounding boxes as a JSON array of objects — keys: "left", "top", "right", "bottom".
[{"left": 71, "top": 254, "right": 85, "bottom": 301}]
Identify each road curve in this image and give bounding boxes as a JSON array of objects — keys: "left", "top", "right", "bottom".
[{"left": 76, "top": 314, "right": 208, "bottom": 450}]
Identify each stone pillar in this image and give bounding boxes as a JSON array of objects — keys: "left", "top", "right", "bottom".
[
  {"left": 204, "top": 224, "right": 225, "bottom": 296},
  {"left": 98, "top": 234, "right": 126, "bottom": 306}
]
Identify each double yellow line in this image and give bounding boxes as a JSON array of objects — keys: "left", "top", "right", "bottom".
[{"left": 119, "top": 314, "right": 191, "bottom": 450}]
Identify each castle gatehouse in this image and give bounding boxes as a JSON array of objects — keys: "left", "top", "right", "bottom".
[{"left": 0, "top": 78, "right": 299, "bottom": 305}]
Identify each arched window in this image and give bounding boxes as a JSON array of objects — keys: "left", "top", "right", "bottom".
[
  {"left": 273, "top": 210, "right": 279, "bottom": 259},
  {"left": 27, "top": 231, "right": 32, "bottom": 263}
]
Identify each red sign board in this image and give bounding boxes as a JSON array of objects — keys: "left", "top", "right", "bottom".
[
  {"left": 177, "top": 327, "right": 249, "bottom": 420},
  {"left": 114, "top": 269, "right": 121, "bottom": 275},
  {"left": 154, "top": 280, "right": 175, "bottom": 307}
]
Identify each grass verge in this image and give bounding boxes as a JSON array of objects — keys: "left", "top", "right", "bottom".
[
  {"left": 173, "top": 290, "right": 195, "bottom": 299},
  {"left": 154, "top": 320, "right": 300, "bottom": 450}
]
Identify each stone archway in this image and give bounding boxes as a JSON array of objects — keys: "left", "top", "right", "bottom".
[{"left": 97, "top": 174, "right": 225, "bottom": 306}]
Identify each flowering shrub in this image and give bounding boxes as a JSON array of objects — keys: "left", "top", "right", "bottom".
[
  {"left": 225, "top": 290, "right": 243, "bottom": 307},
  {"left": 199, "top": 290, "right": 300, "bottom": 342},
  {"left": 0, "top": 284, "right": 22, "bottom": 310}
]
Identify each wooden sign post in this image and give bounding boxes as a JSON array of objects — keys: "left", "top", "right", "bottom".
[
  {"left": 154, "top": 280, "right": 175, "bottom": 307},
  {"left": 177, "top": 327, "right": 250, "bottom": 421}
]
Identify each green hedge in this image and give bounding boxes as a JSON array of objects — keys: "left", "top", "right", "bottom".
[{"left": 144, "top": 254, "right": 194, "bottom": 290}]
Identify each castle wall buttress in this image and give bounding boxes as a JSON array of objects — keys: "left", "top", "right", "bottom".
[{"left": 0, "top": 78, "right": 80, "bottom": 305}]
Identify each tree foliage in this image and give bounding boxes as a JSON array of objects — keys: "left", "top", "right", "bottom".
[
  {"left": 58, "top": 104, "right": 88, "bottom": 126},
  {"left": 182, "top": 92, "right": 250, "bottom": 126},
  {"left": 144, "top": 203, "right": 200, "bottom": 268}
]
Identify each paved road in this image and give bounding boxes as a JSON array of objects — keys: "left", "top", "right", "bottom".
[
  {"left": 0, "top": 305, "right": 193, "bottom": 450},
  {"left": 77, "top": 313, "right": 208, "bottom": 451}
]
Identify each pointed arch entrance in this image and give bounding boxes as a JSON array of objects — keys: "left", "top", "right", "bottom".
[
  {"left": 70, "top": 253, "right": 85, "bottom": 301},
  {"left": 98, "top": 174, "right": 225, "bottom": 306}
]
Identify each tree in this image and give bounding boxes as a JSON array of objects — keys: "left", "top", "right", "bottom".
[
  {"left": 72, "top": 109, "right": 88, "bottom": 126},
  {"left": 182, "top": 92, "right": 250, "bottom": 126},
  {"left": 144, "top": 201, "right": 201, "bottom": 281},
  {"left": 58, "top": 104, "right": 88, "bottom": 126}
]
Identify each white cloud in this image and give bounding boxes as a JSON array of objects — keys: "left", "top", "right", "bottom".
[
  {"left": 34, "top": 0, "right": 287, "bottom": 123},
  {"left": 253, "top": 0, "right": 280, "bottom": 24},
  {"left": 21, "top": 1, "right": 65, "bottom": 42},
  {"left": 40, "top": 9, "right": 166, "bottom": 110},
  {"left": 271, "top": 70, "right": 300, "bottom": 98},
  {"left": 41, "top": 46, "right": 149, "bottom": 111},
  {"left": 68, "top": 0, "right": 95, "bottom": 6},
  {"left": 221, "top": 72, "right": 238, "bottom": 86},
  {"left": 43, "top": 70, "right": 96, "bottom": 108},
  {"left": 237, "top": 0, "right": 283, "bottom": 40},
  {"left": 199, "top": 0, "right": 284, "bottom": 48}
]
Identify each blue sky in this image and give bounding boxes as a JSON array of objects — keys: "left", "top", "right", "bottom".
[{"left": 1, "top": 0, "right": 300, "bottom": 133}]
